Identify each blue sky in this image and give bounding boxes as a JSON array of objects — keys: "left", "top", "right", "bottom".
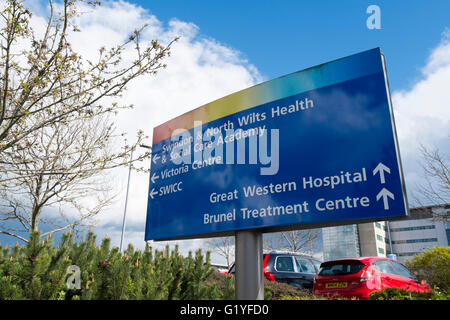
[
  {"left": 131, "top": 0, "right": 450, "bottom": 92},
  {"left": 1, "top": 1, "right": 449, "bottom": 262}
]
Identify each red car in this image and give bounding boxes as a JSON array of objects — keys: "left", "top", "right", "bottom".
[{"left": 313, "top": 257, "right": 431, "bottom": 299}]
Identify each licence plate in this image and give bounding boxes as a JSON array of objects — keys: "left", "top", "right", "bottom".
[{"left": 326, "top": 282, "right": 347, "bottom": 288}]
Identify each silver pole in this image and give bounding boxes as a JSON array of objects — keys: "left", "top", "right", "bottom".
[
  {"left": 119, "top": 144, "right": 151, "bottom": 252},
  {"left": 235, "top": 229, "right": 264, "bottom": 300},
  {"left": 120, "top": 148, "right": 134, "bottom": 252}
]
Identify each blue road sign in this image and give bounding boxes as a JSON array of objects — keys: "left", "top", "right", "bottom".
[{"left": 145, "top": 48, "right": 408, "bottom": 241}]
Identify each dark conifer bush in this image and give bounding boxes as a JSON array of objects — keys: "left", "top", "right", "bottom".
[{"left": 0, "top": 231, "right": 220, "bottom": 300}]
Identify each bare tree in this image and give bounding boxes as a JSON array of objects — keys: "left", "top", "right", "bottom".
[
  {"left": 0, "top": 113, "right": 120, "bottom": 242},
  {"left": 264, "top": 230, "right": 320, "bottom": 254},
  {"left": 414, "top": 144, "right": 450, "bottom": 221},
  {"left": 0, "top": 0, "right": 176, "bottom": 159},
  {"left": 207, "top": 236, "right": 234, "bottom": 267},
  {"left": 0, "top": 0, "right": 177, "bottom": 241}
]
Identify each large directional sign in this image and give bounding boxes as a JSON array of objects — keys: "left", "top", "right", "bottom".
[{"left": 145, "top": 48, "right": 408, "bottom": 241}]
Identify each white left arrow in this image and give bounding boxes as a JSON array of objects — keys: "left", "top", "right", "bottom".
[
  {"left": 149, "top": 188, "right": 158, "bottom": 199},
  {"left": 376, "top": 188, "right": 395, "bottom": 210},
  {"left": 150, "top": 171, "right": 159, "bottom": 184},
  {"left": 373, "top": 162, "right": 390, "bottom": 184},
  {"left": 152, "top": 154, "right": 160, "bottom": 164}
]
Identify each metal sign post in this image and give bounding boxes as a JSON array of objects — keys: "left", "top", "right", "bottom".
[{"left": 235, "top": 229, "right": 264, "bottom": 300}]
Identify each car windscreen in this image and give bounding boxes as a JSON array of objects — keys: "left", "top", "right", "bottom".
[{"left": 318, "top": 260, "right": 366, "bottom": 276}]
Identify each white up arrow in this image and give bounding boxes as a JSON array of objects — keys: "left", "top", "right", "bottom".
[
  {"left": 149, "top": 188, "right": 158, "bottom": 199},
  {"left": 150, "top": 171, "right": 159, "bottom": 184},
  {"left": 376, "top": 188, "right": 395, "bottom": 210},
  {"left": 373, "top": 162, "right": 390, "bottom": 184}
]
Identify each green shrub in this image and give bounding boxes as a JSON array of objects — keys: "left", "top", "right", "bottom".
[
  {"left": 204, "top": 269, "right": 312, "bottom": 300},
  {"left": 264, "top": 279, "right": 312, "bottom": 300},
  {"left": 369, "top": 287, "right": 449, "bottom": 300},
  {"left": 0, "top": 231, "right": 218, "bottom": 300},
  {"left": 405, "top": 246, "right": 450, "bottom": 294},
  {"left": 280, "top": 294, "right": 328, "bottom": 300}
]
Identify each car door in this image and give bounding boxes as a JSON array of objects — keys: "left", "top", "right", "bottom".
[
  {"left": 389, "top": 260, "right": 419, "bottom": 292},
  {"left": 294, "top": 256, "right": 316, "bottom": 291},
  {"left": 371, "top": 259, "right": 399, "bottom": 289},
  {"left": 273, "top": 255, "right": 302, "bottom": 288}
]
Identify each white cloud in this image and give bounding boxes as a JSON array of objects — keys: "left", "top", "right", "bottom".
[
  {"left": 422, "top": 28, "right": 450, "bottom": 76},
  {"left": 392, "top": 29, "right": 450, "bottom": 205}
]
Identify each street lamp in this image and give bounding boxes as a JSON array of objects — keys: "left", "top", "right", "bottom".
[{"left": 119, "top": 144, "right": 152, "bottom": 252}]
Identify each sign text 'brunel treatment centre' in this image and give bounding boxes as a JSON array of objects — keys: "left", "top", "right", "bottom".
[{"left": 145, "top": 48, "right": 408, "bottom": 241}]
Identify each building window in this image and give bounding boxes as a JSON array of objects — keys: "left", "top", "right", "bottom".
[
  {"left": 390, "top": 225, "right": 435, "bottom": 232},
  {"left": 378, "top": 247, "right": 385, "bottom": 254},
  {"left": 398, "top": 252, "right": 422, "bottom": 257},
  {"left": 376, "top": 234, "right": 383, "bottom": 242},
  {"left": 375, "top": 222, "right": 382, "bottom": 229},
  {"left": 392, "top": 238, "right": 438, "bottom": 244}
]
